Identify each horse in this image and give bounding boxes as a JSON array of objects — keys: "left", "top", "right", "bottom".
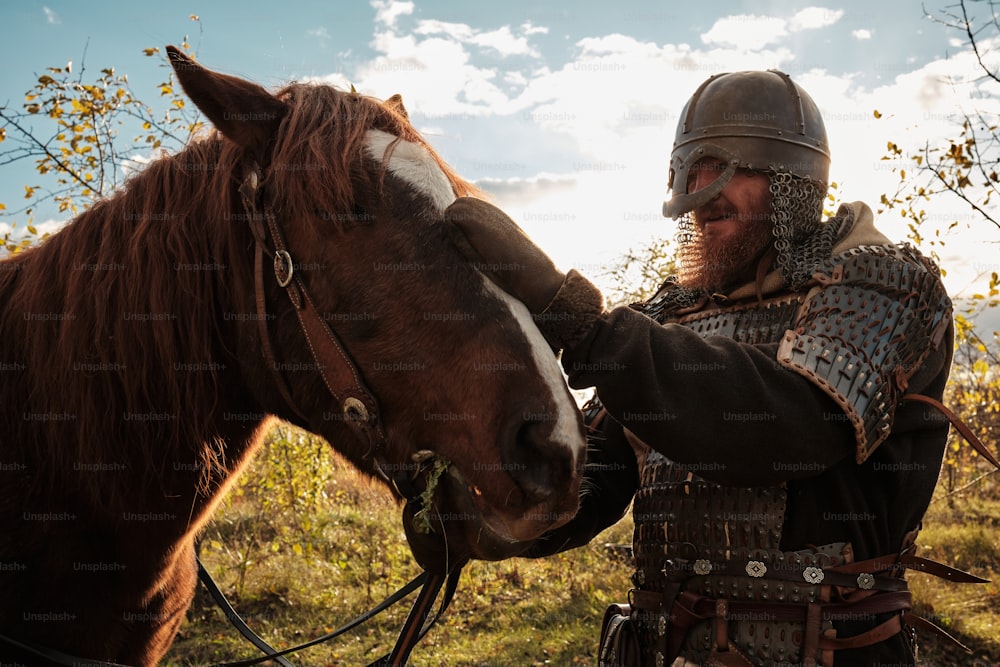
[{"left": 0, "top": 46, "right": 586, "bottom": 666}]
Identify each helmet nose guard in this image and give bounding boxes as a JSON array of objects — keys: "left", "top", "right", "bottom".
[{"left": 663, "top": 70, "right": 830, "bottom": 220}]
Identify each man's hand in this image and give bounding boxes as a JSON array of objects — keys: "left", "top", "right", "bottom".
[
  {"left": 444, "top": 197, "right": 565, "bottom": 313},
  {"left": 445, "top": 197, "right": 604, "bottom": 350}
]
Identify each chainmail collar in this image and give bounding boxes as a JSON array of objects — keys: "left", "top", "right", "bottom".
[{"left": 633, "top": 179, "right": 858, "bottom": 324}]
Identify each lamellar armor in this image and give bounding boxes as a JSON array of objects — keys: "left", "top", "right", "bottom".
[{"left": 620, "top": 237, "right": 953, "bottom": 666}]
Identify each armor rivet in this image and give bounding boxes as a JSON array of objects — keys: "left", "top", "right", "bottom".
[
  {"left": 746, "top": 560, "right": 767, "bottom": 577},
  {"left": 803, "top": 566, "right": 825, "bottom": 584},
  {"left": 857, "top": 572, "right": 875, "bottom": 589}
]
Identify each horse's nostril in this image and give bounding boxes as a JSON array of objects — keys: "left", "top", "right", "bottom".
[{"left": 503, "top": 420, "right": 558, "bottom": 504}]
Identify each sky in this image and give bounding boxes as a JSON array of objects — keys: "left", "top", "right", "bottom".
[{"left": 1, "top": 0, "right": 998, "bottom": 307}]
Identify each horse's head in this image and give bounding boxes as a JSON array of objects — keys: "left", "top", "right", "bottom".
[{"left": 167, "top": 48, "right": 586, "bottom": 562}]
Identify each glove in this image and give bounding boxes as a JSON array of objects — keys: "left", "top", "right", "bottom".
[
  {"left": 520, "top": 406, "right": 639, "bottom": 558},
  {"left": 445, "top": 197, "right": 605, "bottom": 350}
]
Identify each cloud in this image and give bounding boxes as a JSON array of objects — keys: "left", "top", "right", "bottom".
[
  {"left": 413, "top": 20, "right": 540, "bottom": 57},
  {"left": 701, "top": 15, "right": 788, "bottom": 50},
  {"left": 42, "top": 6, "right": 59, "bottom": 24},
  {"left": 307, "top": 26, "right": 330, "bottom": 40},
  {"left": 335, "top": 2, "right": 998, "bottom": 296},
  {"left": 701, "top": 6, "right": 843, "bottom": 50},
  {"left": 788, "top": 7, "right": 844, "bottom": 31},
  {"left": 371, "top": 0, "right": 413, "bottom": 28}
]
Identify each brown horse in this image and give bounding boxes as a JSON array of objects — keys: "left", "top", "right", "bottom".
[{"left": 0, "top": 47, "right": 585, "bottom": 666}]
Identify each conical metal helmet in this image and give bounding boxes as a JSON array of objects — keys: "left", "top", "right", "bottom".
[{"left": 662, "top": 70, "right": 830, "bottom": 219}]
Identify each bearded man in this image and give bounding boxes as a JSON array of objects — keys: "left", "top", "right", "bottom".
[{"left": 445, "top": 70, "right": 976, "bottom": 666}]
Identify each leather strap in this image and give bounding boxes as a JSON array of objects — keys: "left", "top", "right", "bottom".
[
  {"left": 368, "top": 569, "right": 463, "bottom": 667},
  {"left": 902, "top": 392, "right": 1000, "bottom": 469},
  {"left": 200, "top": 557, "right": 460, "bottom": 667},
  {"left": 238, "top": 165, "right": 390, "bottom": 472},
  {"left": 832, "top": 553, "right": 989, "bottom": 584},
  {"left": 0, "top": 633, "right": 131, "bottom": 667},
  {"left": 254, "top": 239, "right": 309, "bottom": 423}
]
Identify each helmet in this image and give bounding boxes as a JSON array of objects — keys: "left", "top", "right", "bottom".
[{"left": 663, "top": 70, "right": 830, "bottom": 219}]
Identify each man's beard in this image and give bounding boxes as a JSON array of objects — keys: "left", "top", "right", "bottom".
[{"left": 681, "top": 199, "right": 775, "bottom": 293}]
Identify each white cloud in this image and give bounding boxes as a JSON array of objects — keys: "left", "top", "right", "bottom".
[
  {"left": 521, "top": 22, "right": 548, "bottom": 36},
  {"left": 789, "top": 7, "right": 844, "bottom": 31},
  {"left": 702, "top": 15, "right": 788, "bottom": 49},
  {"left": 412, "top": 18, "right": 540, "bottom": 57},
  {"left": 469, "top": 26, "right": 539, "bottom": 57},
  {"left": 852, "top": 29, "right": 873, "bottom": 40},
  {"left": 702, "top": 7, "right": 843, "bottom": 50},
  {"left": 371, "top": 0, "right": 413, "bottom": 28},
  {"left": 307, "top": 27, "right": 330, "bottom": 40},
  {"left": 42, "top": 6, "right": 59, "bottom": 24}
]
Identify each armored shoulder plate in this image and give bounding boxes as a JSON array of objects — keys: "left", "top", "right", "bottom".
[{"left": 776, "top": 244, "right": 952, "bottom": 463}]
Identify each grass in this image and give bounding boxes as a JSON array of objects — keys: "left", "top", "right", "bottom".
[
  {"left": 905, "top": 487, "right": 1000, "bottom": 667},
  {"left": 164, "top": 434, "right": 1000, "bottom": 666}
]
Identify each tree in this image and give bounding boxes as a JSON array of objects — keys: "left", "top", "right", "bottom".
[
  {"left": 876, "top": 0, "right": 1000, "bottom": 501},
  {"left": 0, "top": 21, "right": 204, "bottom": 253},
  {"left": 881, "top": 1, "right": 1000, "bottom": 301}
]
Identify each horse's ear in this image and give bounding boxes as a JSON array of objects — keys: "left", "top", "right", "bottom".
[
  {"left": 385, "top": 93, "right": 409, "bottom": 121},
  {"left": 166, "top": 45, "right": 285, "bottom": 156}
]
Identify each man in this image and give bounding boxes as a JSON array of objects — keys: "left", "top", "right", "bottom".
[{"left": 445, "top": 70, "right": 973, "bottom": 665}]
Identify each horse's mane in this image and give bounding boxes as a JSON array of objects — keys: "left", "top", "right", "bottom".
[{"left": 0, "top": 83, "right": 477, "bottom": 513}]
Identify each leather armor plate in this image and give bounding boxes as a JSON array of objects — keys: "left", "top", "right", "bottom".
[{"left": 777, "top": 244, "right": 952, "bottom": 462}]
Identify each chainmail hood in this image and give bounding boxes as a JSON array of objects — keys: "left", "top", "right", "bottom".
[{"left": 636, "top": 172, "right": 844, "bottom": 321}]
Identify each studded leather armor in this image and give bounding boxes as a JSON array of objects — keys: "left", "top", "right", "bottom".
[{"left": 625, "top": 243, "right": 952, "bottom": 666}]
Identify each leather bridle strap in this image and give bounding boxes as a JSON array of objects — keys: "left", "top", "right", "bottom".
[
  {"left": 0, "top": 633, "right": 131, "bottom": 667},
  {"left": 201, "top": 558, "right": 449, "bottom": 667},
  {"left": 239, "top": 166, "right": 387, "bottom": 462},
  {"left": 367, "top": 567, "right": 463, "bottom": 667}
]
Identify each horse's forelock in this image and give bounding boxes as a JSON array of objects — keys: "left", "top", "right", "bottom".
[{"left": 267, "top": 84, "right": 478, "bottom": 220}]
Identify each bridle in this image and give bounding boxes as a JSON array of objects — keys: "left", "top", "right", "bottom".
[
  {"left": 237, "top": 159, "right": 442, "bottom": 502},
  {"left": 0, "top": 161, "right": 464, "bottom": 667},
  {"left": 238, "top": 163, "right": 389, "bottom": 475},
  {"left": 211, "top": 161, "right": 465, "bottom": 666}
]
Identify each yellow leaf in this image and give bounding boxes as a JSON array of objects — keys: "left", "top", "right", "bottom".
[
  {"left": 0, "top": 128, "right": 4, "bottom": 143},
  {"left": 24, "top": 185, "right": 35, "bottom": 199},
  {"left": 143, "top": 47, "right": 160, "bottom": 57},
  {"left": 189, "top": 14, "right": 200, "bottom": 20},
  {"left": 0, "top": 203, "right": 6, "bottom": 211},
  {"left": 873, "top": 109, "right": 882, "bottom": 119},
  {"left": 160, "top": 84, "right": 172, "bottom": 96},
  {"left": 27, "top": 225, "right": 37, "bottom": 235}
]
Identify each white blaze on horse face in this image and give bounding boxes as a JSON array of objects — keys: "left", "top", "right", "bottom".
[
  {"left": 363, "top": 129, "right": 457, "bottom": 213},
  {"left": 480, "top": 279, "right": 585, "bottom": 469},
  {"left": 363, "top": 128, "right": 583, "bottom": 468}
]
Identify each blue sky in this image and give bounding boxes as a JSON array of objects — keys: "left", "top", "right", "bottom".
[{"left": 1, "top": 1, "right": 997, "bottom": 299}]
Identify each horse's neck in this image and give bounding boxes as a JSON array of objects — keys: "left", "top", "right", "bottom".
[{"left": 2, "top": 153, "right": 269, "bottom": 528}]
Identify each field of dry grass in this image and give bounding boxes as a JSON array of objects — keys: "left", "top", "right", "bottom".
[{"left": 164, "top": 428, "right": 1000, "bottom": 666}]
